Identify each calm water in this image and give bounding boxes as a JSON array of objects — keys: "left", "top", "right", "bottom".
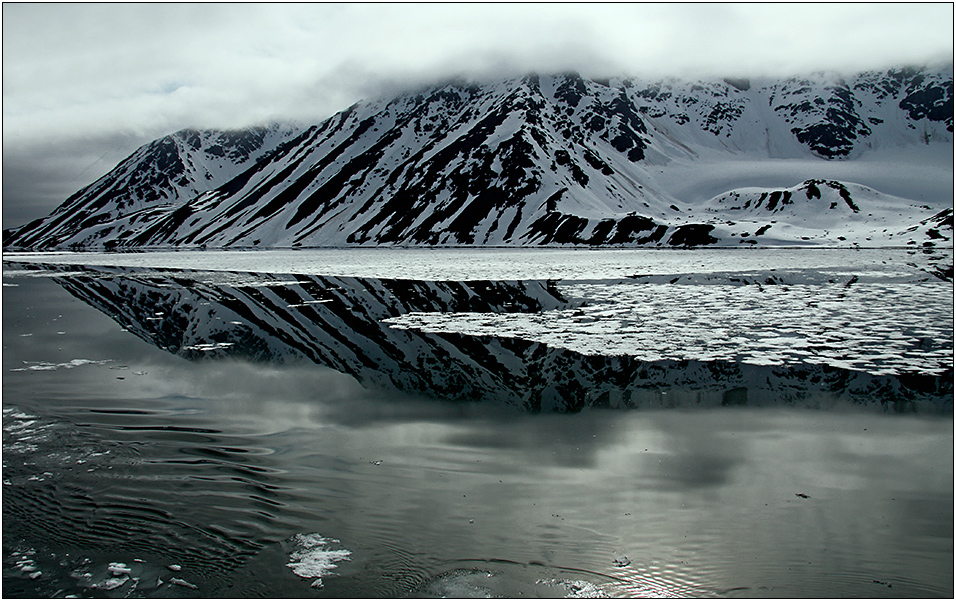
[{"left": 2, "top": 249, "right": 953, "bottom": 598}]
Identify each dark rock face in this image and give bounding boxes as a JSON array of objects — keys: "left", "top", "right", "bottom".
[
  {"left": 668, "top": 224, "right": 718, "bottom": 246},
  {"left": 523, "top": 212, "right": 664, "bottom": 246},
  {"left": 785, "top": 83, "right": 871, "bottom": 158},
  {"left": 900, "top": 82, "right": 954, "bottom": 131},
  {"left": 4, "top": 67, "right": 952, "bottom": 250}
]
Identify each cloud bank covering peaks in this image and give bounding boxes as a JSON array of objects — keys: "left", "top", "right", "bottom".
[
  {"left": 5, "top": 4, "right": 954, "bottom": 136},
  {"left": 2, "top": 3, "right": 953, "bottom": 228}
]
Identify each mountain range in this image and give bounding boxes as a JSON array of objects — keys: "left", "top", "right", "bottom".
[{"left": 4, "top": 66, "right": 953, "bottom": 249}]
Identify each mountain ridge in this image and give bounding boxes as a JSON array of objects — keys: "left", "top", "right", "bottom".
[{"left": 4, "top": 66, "right": 953, "bottom": 250}]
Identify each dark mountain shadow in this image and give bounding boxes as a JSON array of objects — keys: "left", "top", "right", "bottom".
[{"left": 15, "top": 262, "right": 952, "bottom": 413}]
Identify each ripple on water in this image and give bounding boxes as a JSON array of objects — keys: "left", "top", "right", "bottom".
[{"left": 1, "top": 404, "right": 307, "bottom": 595}]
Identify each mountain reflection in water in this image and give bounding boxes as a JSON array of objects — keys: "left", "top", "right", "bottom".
[
  {"left": 18, "top": 262, "right": 953, "bottom": 413},
  {"left": 3, "top": 258, "right": 953, "bottom": 598}
]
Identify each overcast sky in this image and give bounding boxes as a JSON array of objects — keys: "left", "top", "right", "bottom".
[{"left": 3, "top": 2, "right": 953, "bottom": 229}]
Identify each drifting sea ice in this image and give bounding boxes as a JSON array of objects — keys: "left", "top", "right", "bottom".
[
  {"left": 9, "top": 358, "right": 114, "bottom": 372},
  {"left": 285, "top": 533, "right": 352, "bottom": 589},
  {"left": 385, "top": 278, "right": 953, "bottom": 376},
  {"left": 3, "top": 247, "right": 950, "bottom": 282}
]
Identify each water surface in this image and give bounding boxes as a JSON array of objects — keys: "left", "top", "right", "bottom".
[{"left": 3, "top": 249, "right": 952, "bottom": 597}]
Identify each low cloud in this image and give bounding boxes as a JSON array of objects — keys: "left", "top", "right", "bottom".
[
  {"left": 2, "top": 132, "right": 150, "bottom": 229},
  {"left": 3, "top": 3, "right": 952, "bottom": 227}
]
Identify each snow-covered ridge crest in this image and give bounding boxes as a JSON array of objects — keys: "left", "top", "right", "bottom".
[{"left": 4, "top": 66, "right": 952, "bottom": 250}]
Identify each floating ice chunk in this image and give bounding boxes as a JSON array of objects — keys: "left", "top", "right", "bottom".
[
  {"left": 17, "top": 549, "right": 43, "bottom": 580},
  {"left": 108, "top": 562, "right": 132, "bottom": 576},
  {"left": 170, "top": 577, "right": 198, "bottom": 589},
  {"left": 743, "top": 356, "right": 785, "bottom": 366},
  {"left": 286, "top": 533, "right": 351, "bottom": 583},
  {"left": 182, "top": 342, "right": 235, "bottom": 351},
  {"left": 94, "top": 575, "right": 129, "bottom": 590},
  {"left": 10, "top": 358, "right": 113, "bottom": 372},
  {"left": 167, "top": 564, "right": 181, "bottom": 572}
]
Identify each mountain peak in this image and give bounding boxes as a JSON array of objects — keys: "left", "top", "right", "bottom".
[{"left": 4, "top": 67, "right": 952, "bottom": 251}]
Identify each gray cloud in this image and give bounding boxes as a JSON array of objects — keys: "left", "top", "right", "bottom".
[
  {"left": 3, "top": 3, "right": 953, "bottom": 228},
  {"left": 3, "top": 132, "right": 149, "bottom": 229}
]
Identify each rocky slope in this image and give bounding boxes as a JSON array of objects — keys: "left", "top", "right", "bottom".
[{"left": 4, "top": 66, "right": 952, "bottom": 249}]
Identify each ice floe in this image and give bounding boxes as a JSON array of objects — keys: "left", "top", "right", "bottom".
[
  {"left": 169, "top": 576, "right": 198, "bottom": 589},
  {"left": 54, "top": 556, "right": 202, "bottom": 595},
  {"left": 13, "top": 551, "right": 41, "bottom": 580},
  {"left": 4, "top": 247, "right": 951, "bottom": 283},
  {"left": 181, "top": 342, "right": 236, "bottom": 352},
  {"left": 285, "top": 533, "right": 352, "bottom": 589},
  {"left": 9, "top": 358, "right": 114, "bottom": 372},
  {"left": 386, "top": 277, "right": 953, "bottom": 377}
]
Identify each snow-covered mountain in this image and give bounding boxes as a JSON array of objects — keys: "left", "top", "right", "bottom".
[
  {"left": 4, "top": 66, "right": 953, "bottom": 249},
  {"left": 32, "top": 263, "right": 952, "bottom": 412}
]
